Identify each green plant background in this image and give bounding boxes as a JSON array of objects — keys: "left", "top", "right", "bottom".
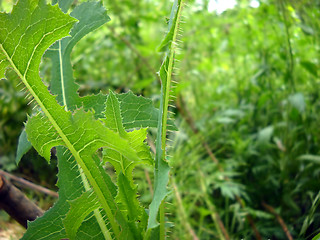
[{"left": 0, "top": 0, "right": 320, "bottom": 239}]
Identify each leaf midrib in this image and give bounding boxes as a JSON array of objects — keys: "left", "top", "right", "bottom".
[{"left": 58, "top": 40, "right": 68, "bottom": 111}]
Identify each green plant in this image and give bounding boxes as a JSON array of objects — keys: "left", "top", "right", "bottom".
[
  {"left": 165, "top": 0, "right": 320, "bottom": 239},
  {"left": 0, "top": 0, "right": 183, "bottom": 239}
]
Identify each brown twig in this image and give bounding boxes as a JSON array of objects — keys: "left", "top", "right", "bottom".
[
  {"left": 262, "top": 202, "right": 293, "bottom": 240},
  {"left": 0, "top": 170, "right": 58, "bottom": 198},
  {"left": 236, "top": 196, "right": 262, "bottom": 240},
  {"left": 0, "top": 175, "right": 44, "bottom": 228},
  {"left": 279, "top": 0, "right": 295, "bottom": 92},
  {"left": 215, "top": 213, "right": 230, "bottom": 240},
  {"left": 147, "top": 135, "right": 157, "bottom": 154},
  {"left": 144, "top": 169, "right": 153, "bottom": 197}
]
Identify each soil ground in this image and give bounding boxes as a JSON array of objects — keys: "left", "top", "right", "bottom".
[{"left": 0, "top": 221, "right": 25, "bottom": 240}]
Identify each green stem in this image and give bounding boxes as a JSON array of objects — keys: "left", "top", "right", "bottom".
[
  {"left": 279, "top": 0, "right": 295, "bottom": 92},
  {"left": 161, "top": 0, "right": 183, "bottom": 149},
  {"left": 159, "top": 201, "right": 166, "bottom": 240},
  {"left": 158, "top": 1, "right": 183, "bottom": 238},
  {"left": 79, "top": 168, "right": 112, "bottom": 240}
]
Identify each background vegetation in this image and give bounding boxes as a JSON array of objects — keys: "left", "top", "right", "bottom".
[{"left": 0, "top": 0, "right": 320, "bottom": 239}]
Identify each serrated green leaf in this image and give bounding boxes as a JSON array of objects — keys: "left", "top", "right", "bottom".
[
  {"left": 45, "top": 1, "right": 110, "bottom": 111},
  {"left": 116, "top": 172, "right": 144, "bottom": 238},
  {"left": 22, "top": 147, "right": 105, "bottom": 240},
  {"left": 63, "top": 190, "right": 101, "bottom": 240},
  {"left": 22, "top": 3, "right": 116, "bottom": 239},
  {"left": 82, "top": 92, "right": 109, "bottom": 118},
  {"left": 25, "top": 114, "right": 64, "bottom": 162},
  {"left": 42, "top": 0, "right": 177, "bottom": 137},
  {"left": 25, "top": 107, "right": 142, "bottom": 191},
  {"left": 15, "top": 129, "right": 32, "bottom": 164},
  {"left": 102, "top": 91, "right": 151, "bottom": 237},
  {"left": 103, "top": 90, "right": 127, "bottom": 137},
  {"left": 24, "top": 108, "right": 139, "bottom": 239},
  {"left": 79, "top": 90, "right": 178, "bottom": 131},
  {"left": 157, "top": 0, "right": 181, "bottom": 52},
  {"left": 117, "top": 91, "right": 177, "bottom": 131},
  {"left": 52, "top": 0, "right": 73, "bottom": 13},
  {"left": 0, "top": 0, "right": 76, "bottom": 80},
  {"left": 0, "top": 0, "right": 75, "bottom": 164},
  {"left": 116, "top": 173, "right": 142, "bottom": 221},
  {"left": 23, "top": 110, "right": 128, "bottom": 239},
  {"left": 103, "top": 91, "right": 153, "bottom": 180}
]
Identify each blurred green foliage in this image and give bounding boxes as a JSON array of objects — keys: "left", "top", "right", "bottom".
[
  {"left": 0, "top": 70, "right": 29, "bottom": 171},
  {"left": 169, "top": 0, "right": 320, "bottom": 239},
  {"left": 1, "top": 0, "right": 320, "bottom": 239}
]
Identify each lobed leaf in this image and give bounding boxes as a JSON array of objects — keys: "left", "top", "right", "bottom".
[
  {"left": 1, "top": 0, "right": 181, "bottom": 239},
  {"left": 45, "top": 1, "right": 110, "bottom": 111},
  {"left": 24, "top": 108, "right": 137, "bottom": 238},
  {"left": 63, "top": 190, "right": 100, "bottom": 240},
  {"left": 102, "top": 91, "right": 152, "bottom": 237},
  {"left": 0, "top": 0, "right": 76, "bottom": 80},
  {"left": 116, "top": 173, "right": 143, "bottom": 222},
  {"left": 22, "top": 148, "right": 106, "bottom": 240},
  {"left": 157, "top": 0, "right": 181, "bottom": 52},
  {"left": 0, "top": 0, "right": 135, "bottom": 238},
  {"left": 102, "top": 91, "right": 153, "bottom": 180},
  {"left": 15, "top": 129, "right": 32, "bottom": 164},
  {"left": 116, "top": 172, "right": 146, "bottom": 239}
]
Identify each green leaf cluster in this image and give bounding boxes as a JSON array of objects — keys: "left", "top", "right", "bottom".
[{"left": 0, "top": 0, "right": 181, "bottom": 239}]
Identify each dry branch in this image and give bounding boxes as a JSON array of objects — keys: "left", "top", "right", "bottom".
[
  {"left": 262, "top": 202, "right": 293, "bottom": 240},
  {"left": 0, "top": 170, "right": 58, "bottom": 198},
  {"left": 0, "top": 174, "right": 43, "bottom": 228}
]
